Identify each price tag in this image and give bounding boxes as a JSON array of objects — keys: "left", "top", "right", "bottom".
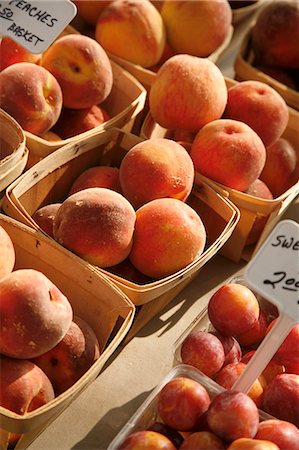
[
  {"left": 0, "top": 0, "right": 77, "bottom": 54},
  {"left": 245, "top": 219, "right": 299, "bottom": 321}
]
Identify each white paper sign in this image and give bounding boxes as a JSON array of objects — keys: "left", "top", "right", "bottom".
[
  {"left": 0, "top": 0, "right": 77, "bottom": 53},
  {"left": 245, "top": 219, "right": 299, "bottom": 322}
]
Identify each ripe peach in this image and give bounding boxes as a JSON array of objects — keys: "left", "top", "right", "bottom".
[
  {"left": 0, "top": 36, "right": 41, "bottom": 71},
  {"left": 251, "top": 1, "right": 299, "bottom": 69},
  {"left": 149, "top": 54, "right": 228, "bottom": 132},
  {"left": 235, "top": 310, "right": 268, "bottom": 347},
  {"left": 224, "top": 81, "right": 289, "bottom": 147},
  {"left": 285, "top": 361, "right": 299, "bottom": 375},
  {"left": 120, "top": 430, "right": 176, "bottom": 450},
  {"left": 191, "top": 119, "right": 266, "bottom": 192},
  {"left": 147, "top": 422, "right": 184, "bottom": 448},
  {"left": 73, "top": 0, "right": 112, "bottom": 26},
  {"left": 32, "top": 203, "right": 62, "bottom": 238},
  {"left": 0, "top": 269, "right": 73, "bottom": 359},
  {"left": 0, "top": 356, "right": 54, "bottom": 414},
  {"left": 207, "top": 390, "right": 259, "bottom": 441},
  {"left": 241, "top": 351, "right": 285, "bottom": 385},
  {"left": 260, "top": 138, "right": 298, "bottom": 197},
  {"left": 244, "top": 179, "right": 274, "bottom": 246},
  {"left": 69, "top": 166, "right": 121, "bottom": 196},
  {"left": 210, "top": 331, "right": 242, "bottom": 366},
  {"left": 180, "top": 330, "right": 225, "bottom": 378},
  {"left": 40, "top": 34, "right": 113, "bottom": 109},
  {"left": 95, "top": 0, "right": 165, "bottom": 68},
  {"left": 180, "top": 431, "right": 225, "bottom": 449},
  {"left": 53, "top": 187, "right": 136, "bottom": 267},
  {"left": 161, "top": 0, "right": 232, "bottom": 57},
  {"left": 32, "top": 316, "right": 100, "bottom": 395},
  {"left": 207, "top": 283, "right": 260, "bottom": 337},
  {"left": 53, "top": 104, "right": 110, "bottom": 139},
  {"left": 227, "top": 438, "right": 279, "bottom": 450},
  {"left": 119, "top": 138, "right": 194, "bottom": 209},
  {"left": 0, "top": 62, "right": 63, "bottom": 135},
  {"left": 215, "top": 362, "right": 265, "bottom": 407},
  {"left": 268, "top": 322, "right": 299, "bottom": 366},
  {"left": 255, "top": 419, "right": 299, "bottom": 450},
  {"left": 0, "top": 225, "right": 15, "bottom": 281},
  {"left": 262, "top": 374, "right": 299, "bottom": 426},
  {"left": 157, "top": 377, "right": 211, "bottom": 431},
  {"left": 129, "top": 198, "right": 206, "bottom": 279}
]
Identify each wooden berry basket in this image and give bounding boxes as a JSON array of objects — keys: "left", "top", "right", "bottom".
[
  {"left": 234, "top": 26, "right": 299, "bottom": 111},
  {"left": 2, "top": 128, "right": 239, "bottom": 337},
  {"left": 140, "top": 77, "right": 299, "bottom": 263},
  {"left": 0, "top": 214, "right": 134, "bottom": 450},
  {"left": 0, "top": 109, "right": 28, "bottom": 195}
]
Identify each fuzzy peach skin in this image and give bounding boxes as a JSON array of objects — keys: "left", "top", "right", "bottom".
[
  {"left": 0, "top": 225, "right": 15, "bottom": 281},
  {"left": 95, "top": 0, "right": 165, "bottom": 68},
  {"left": 69, "top": 166, "right": 121, "bottom": 196},
  {"left": 224, "top": 81, "right": 289, "bottom": 147},
  {"left": 255, "top": 419, "right": 299, "bottom": 450},
  {"left": 53, "top": 104, "right": 110, "bottom": 139},
  {"left": 129, "top": 198, "right": 206, "bottom": 279},
  {"left": 0, "top": 36, "right": 41, "bottom": 71},
  {"left": 191, "top": 119, "right": 266, "bottom": 192},
  {"left": 32, "top": 316, "right": 100, "bottom": 395},
  {"left": 40, "top": 34, "right": 113, "bottom": 109},
  {"left": 149, "top": 54, "right": 228, "bottom": 132},
  {"left": 260, "top": 138, "right": 298, "bottom": 198},
  {"left": 180, "top": 431, "right": 225, "bottom": 450},
  {"left": 0, "top": 62, "right": 63, "bottom": 135},
  {"left": 119, "top": 138, "right": 194, "bottom": 209},
  {"left": 32, "top": 203, "right": 62, "bottom": 238},
  {"left": 53, "top": 187, "right": 136, "bottom": 267},
  {"left": 161, "top": 0, "right": 232, "bottom": 57},
  {"left": 120, "top": 430, "right": 176, "bottom": 450},
  {"left": 227, "top": 438, "right": 279, "bottom": 450},
  {"left": 0, "top": 269, "right": 73, "bottom": 359},
  {"left": 74, "top": 0, "right": 113, "bottom": 26},
  {"left": 235, "top": 309, "right": 267, "bottom": 347}
]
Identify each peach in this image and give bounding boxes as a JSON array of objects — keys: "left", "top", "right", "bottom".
[
  {"left": 40, "top": 34, "right": 113, "bottom": 109},
  {"left": 268, "top": 322, "right": 299, "bottom": 366},
  {"left": 260, "top": 138, "right": 298, "bottom": 197},
  {"left": 211, "top": 331, "right": 242, "bottom": 366},
  {"left": 224, "top": 81, "right": 289, "bottom": 147},
  {"left": 251, "top": 1, "right": 299, "bottom": 69},
  {"left": 53, "top": 104, "right": 110, "bottom": 139},
  {"left": 190, "top": 119, "right": 266, "bottom": 192},
  {"left": 95, "top": 0, "right": 165, "bottom": 68},
  {"left": 119, "top": 138, "right": 195, "bottom": 209},
  {"left": 235, "top": 310, "right": 268, "bottom": 347},
  {"left": 215, "top": 362, "right": 265, "bottom": 407},
  {"left": 0, "top": 356, "right": 54, "bottom": 415},
  {"left": 0, "top": 225, "right": 15, "bottom": 281},
  {"left": 40, "top": 130, "right": 62, "bottom": 141},
  {"left": 157, "top": 377, "right": 211, "bottom": 431},
  {"left": 53, "top": 187, "right": 136, "bottom": 267},
  {"left": 32, "top": 316, "right": 100, "bottom": 395},
  {"left": 147, "top": 422, "right": 184, "bottom": 448},
  {"left": 0, "top": 268, "right": 73, "bottom": 359},
  {"left": 69, "top": 166, "right": 121, "bottom": 196},
  {"left": 129, "top": 198, "right": 206, "bottom": 279},
  {"left": 161, "top": 0, "right": 232, "bottom": 57},
  {"left": 32, "top": 203, "right": 62, "bottom": 238},
  {"left": 262, "top": 374, "right": 299, "bottom": 426},
  {"left": 227, "top": 438, "right": 279, "bottom": 450},
  {"left": 119, "top": 430, "right": 176, "bottom": 450},
  {"left": 180, "top": 431, "right": 225, "bottom": 450},
  {"left": 207, "top": 390, "right": 259, "bottom": 441},
  {"left": 180, "top": 330, "right": 225, "bottom": 378},
  {"left": 285, "top": 361, "right": 299, "bottom": 375},
  {"left": 207, "top": 283, "right": 260, "bottom": 337},
  {"left": 0, "top": 62, "right": 63, "bottom": 135},
  {"left": 0, "top": 36, "right": 41, "bottom": 71},
  {"left": 73, "top": 0, "right": 112, "bottom": 26},
  {"left": 245, "top": 179, "right": 274, "bottom": 246},
  {"left": 149, "top": 55, "right": 228, "bottom": 132},
  {"left": 255, "top": 419, "right": 299, "bottom": 450}
]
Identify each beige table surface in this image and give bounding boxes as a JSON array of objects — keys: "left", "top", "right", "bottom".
[{"left": 26, "top": 5, "right": 299, "bottom": 450}]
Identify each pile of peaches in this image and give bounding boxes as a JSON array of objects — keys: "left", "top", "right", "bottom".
[
  {"left": 0, "top": 225, "right": 100, "bottom": 446},
  {"left": 0, "top": 31, "right": 113, "bottom": 140}
]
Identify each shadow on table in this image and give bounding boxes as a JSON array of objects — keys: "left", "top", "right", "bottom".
[{"left": 71, "top": 389, "right": 153, "bottom": 450}]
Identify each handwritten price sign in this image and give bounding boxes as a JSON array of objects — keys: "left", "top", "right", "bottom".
[{"left": 0, "top": 0, "right": 77, "bottom": 53}]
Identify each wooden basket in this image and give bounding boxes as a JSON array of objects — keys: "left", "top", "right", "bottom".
[
  {"left": 140, "top": 78, "right": 299, "bottom": 263},
  {"left": 234, "top": 26, "right": 299, "bottom": 111},
  {"left": 2, "top": 128, "right": 239, "bottom": 311},
  {"left": 0, "top": 109, "right": 28, "bottom": 194},
  {"left": 0, "top": 214, "right": 134, "bottom": 450}
]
